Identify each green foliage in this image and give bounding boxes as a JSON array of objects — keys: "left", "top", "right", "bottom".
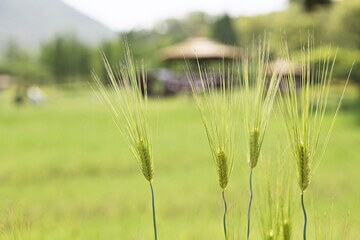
[
  {"left": 0, "top": 42, "right": 48, "bottom": 83},
  {"left": 234, "top": 0, "right": 360, "bottom": 81},
  {"left": 155, "top": 12, "right": 210, "bottom": 41},
  {"left": 307, "top": 47, "right": 359, "bottom": 84},
  {"left": 2, "top": 1, "right": 359, "bottom": 85},
  {"left": 291, "top": 0, "right": 332, "bottom": 12},
  {"left": 211, "top": 15, "right": 238, "bottom": 45},
  {"left": 235, "top": 5, "right": 322, "bottom": 50},
  {"left": 326, "top": 0, "right": 360, "bottom": 48},
  {"left": 0, "top": 42, "right": 50, "bottom": 103},
  {"left": 93, "top": 38, "right": 124, "bottom": 82},
  {"left": 40, "top": 34, "right": 92, "bottom": 83},
  {"left": 1, "top": 41, "right": 29, "bottom": 64}
]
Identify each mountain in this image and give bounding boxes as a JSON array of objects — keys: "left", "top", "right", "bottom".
[{"left": 0, "top": 0, "right": 114, "bottom": 50}]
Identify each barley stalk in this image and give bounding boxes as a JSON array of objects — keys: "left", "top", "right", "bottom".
[
  {"left": 278, "top": 36, "right": 352, "bottom": 240},
  {"left": 282, "top": 220, "right": 290, "bottom": 240},
  {"left": 249, "top": 128, "right": 260, "bottom": 168},
  {"left": 217, "top": 147, "right": 229, "bottom": 189},
  {"left": 187, "top": 62, "right": 236, "bottom": 240},
  {"left": 297, "top": 142, "right": 310, "bottom": 192},
  {"left": 150, "top": 182, "right": 158, "bottom": 240},
  {"left": 256, "top": 147, "right": 295, "bottom": 240},
  {"left": 135, "top": 139, "right": 153, "bottom": 182},
  {"left": 241, "top": 36, "right": 282, "bottom": 240},
  {"left": 92, "top": 43, "right": 158, "bottom": 240},
  {"left": 301, "top": 193, "right": 307, "bottom": 240},
  {"left": 246, "top": 168, "right": 253, "bottom": 239},
  {"left": 222, "top": 190, "right": 228, "bottom": 239},
  {"left": 266, "top": 230, "right": 274, "bottom": 240}
]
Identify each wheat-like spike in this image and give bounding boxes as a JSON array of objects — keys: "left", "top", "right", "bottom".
[
  {"left": 187, "top": 62, "right": 236, "bottom": 190},
  {"left": 216, "top": 147, "right": 229, "bottom": 189},
  {"left": 92, "top": 43, "right": 158, "bottom": 240},
  {"left": 297, "top": 142, "right": 311, "bottom": 192},
  {"left": 277, "top": 38, "right": 341, "bottom": 190},
  {"left": 187, "top": 61, "right": 236, "bottom": 240},
  {"left": 256, "top": 146, "right": 295, "bottom": 240},
  {"left": 92, "top": 44, "right": 154, "bottom": 182},
  {"left": 241, "top": 35, "right": 281, "bottom": 170},
  {"left": 243, "top": 35, "right": 282, "bottom": 240},
  {"left": 278, "top": 35, "right": 351, "bottom": 240},
  {"left": 266, "top": 230, "right": 274, "bottom": 240},
  {"left": 282, "top": 220, "right": 291, "bottom": 240},
  {"left": 249, "top": 128, "right": 260, "bottom": 168},
  {"left": 135, "top": 139, "right": 153, "bottom": 182}
]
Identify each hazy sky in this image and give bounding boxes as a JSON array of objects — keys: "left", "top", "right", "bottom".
[{"left": 62, "top": 0, "right": 288, "bottom": 31}]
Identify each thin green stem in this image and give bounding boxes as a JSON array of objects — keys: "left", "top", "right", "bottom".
[
  {"left": 150, "top": 182, "right": 158, "bottom": 240},
  {"left": 301, "top": 192, "right": 307, "bottom": 240},
  {"left": 222, "top": 190, "right": 228, "bottom": 240},
  {"left": 246, "top": 169, "right": 253, "bottom": 240}
]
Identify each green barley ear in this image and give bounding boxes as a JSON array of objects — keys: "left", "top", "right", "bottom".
[
  {"left": 135, "top": 139, "right": 153, "bottom": 182},
  {"left": 249, "top": 128, "right": 260, "bottom": 168},
  {"left": 187, "top": 63, "right": 236, "bottom": 190},
  {"left": 216, "top": 147, "right": 229, "bottom": 189},
  {"left": 278, "top": 36, "right": 352, "bottom": 240},
  {"left": 240, "top": 36, "right": 282, "bottom": 170},
  {"left": 187, "top": 62, "right": 236, "bottom": 240},
  {"left": 256, "top": 146, "right": 295, "bottom": 240},
  {"left": 278, "top": 146, "right": 295, "bottom": 240},
  {"left": 282, "top": 220, "right": 290, "bottom": 240},
  {"left": 297, "top": 142, "right": 311, "bottom": 192},
  {"left": 266, "top": 230, "right": 274, "bottom": 240},
  {"left": 92, "top": 44, "right": 154, "bottom": 183},
  {"left": 92, "top": 43, "right": 158, "bottom": 240},
  {"left": 241, "top": 35, "right": 282, "bottom": 240}
]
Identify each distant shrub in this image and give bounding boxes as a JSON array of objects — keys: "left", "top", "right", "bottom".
[
  {"left": 310, "top": 47, "right": 359, "bottom": 84},
  {"left": 40, "top": 34, "right": 92, "bottom": 83}
]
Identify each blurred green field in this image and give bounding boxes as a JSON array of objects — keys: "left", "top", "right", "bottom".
[{"left": 0, "top": 86, "right": 359, "bottom": 239}]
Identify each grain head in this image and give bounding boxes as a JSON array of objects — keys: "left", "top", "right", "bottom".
[
  {"left": 278, "top": 37, "right": 350, "bottom": 192},
  {"left": 187, "top": 62, "right": 236, "bottom": 190},
  {"left": 240, "top": 36, "right": 282, "bottom": 169},
  {"left": 92, "top": 43, "right": 154, "bottom": 183}
]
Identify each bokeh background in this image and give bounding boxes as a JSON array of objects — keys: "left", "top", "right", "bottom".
[{"left": 0, "top": 0, "right": 359, "bottom": 239}]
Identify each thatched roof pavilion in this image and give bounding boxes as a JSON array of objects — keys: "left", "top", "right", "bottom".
[
  {"left": 0, "top": 74, "right": 13, "bottom": 90},
  {"left": 268, "top": 59, "right": 302, "bottom": 76},
  {"left": 160, "top": 37, "right": 240, "bottom": 61},
  {"left": 156, "top": 37, "right": 240, "bottom": 95}
]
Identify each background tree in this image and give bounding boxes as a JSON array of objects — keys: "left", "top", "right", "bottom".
[
  {"left": 211, "top": 14, "right": 238, "bottom": 45},
  {"left": 40, "top": 34, "right": 92, "bottom": 83},
  {"left": 0, "top": 41, "right": 49, "bottom": 103},
  {"left": 291, "top": 0, "right": 332, "bottom": 11}
]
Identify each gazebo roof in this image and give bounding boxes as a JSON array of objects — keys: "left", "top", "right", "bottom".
[
  {"left": 268, "top": 59, "right": 302, "bottom": 75},
  {"left": 160, "top": 37, "right": 240, "bottom": 61}
]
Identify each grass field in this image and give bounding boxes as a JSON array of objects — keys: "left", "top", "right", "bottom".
[{"left": 0, "top": 86, "right": 359, "bottom": 239}]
